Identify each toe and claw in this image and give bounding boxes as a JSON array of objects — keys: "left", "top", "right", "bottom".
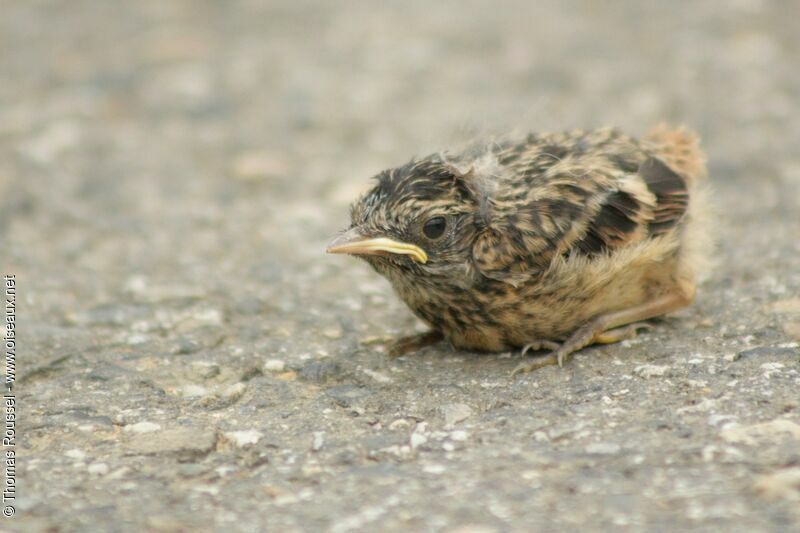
[
  {"left": 383, "top": 321, "right": 653, "bottom": 375},
  {"left": 384, "top": 322, "right": 654, "bottom": 375},
  {"left": 512, "top": 321, "right": 653, "bottom": 375},
  {"left": 512, "top": 287, "right": 693, "bottom": 374},
  {"left": 387, "top": 330, "right": 444, "bottom": 358}
]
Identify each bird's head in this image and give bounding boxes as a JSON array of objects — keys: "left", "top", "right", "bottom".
[{"left": 327, "top": 155, "right": 494, "bottom": 287}]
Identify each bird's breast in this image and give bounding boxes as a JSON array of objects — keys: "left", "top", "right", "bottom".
[{"left": 391, "top": 274, "right": 603, "bottom": 351}]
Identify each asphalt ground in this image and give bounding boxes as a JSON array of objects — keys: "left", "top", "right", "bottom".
[{"left": 2, "top": 1, "right": 799, "bottom": 531}]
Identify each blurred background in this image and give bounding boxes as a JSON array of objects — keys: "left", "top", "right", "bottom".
[{"left": 3, "top": 1, "right": 799, "bottom": 531}]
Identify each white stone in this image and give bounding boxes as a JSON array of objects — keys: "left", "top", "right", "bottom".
[
  {"left": 181, "top": 385, "right": 209, "bottom": 398},
  {"left": 124, "top": 421, "right": 161, "bottom": 434},
  {"left": 224, "top": 430, "right": 263, "bottom": 447},
  {"left": 442, "top": 403, "right": 473, "bottom": 426},
  {"left": 191, "top": 308, "right": 223, "bottom": 326},
  {"left": 65, "top": 449, "right": 86, "bottom": 460},
  {"left": 450, "top": 430, "right": 469, "bottom": 442},
  {"left": 388, "top": 419, "right": 410, "bottom": 430},
  {"left": 423, "top": 464, "right": 446, "bottom": 474},
  {"left": 312, "top": 432, "right": 325, "bottom": 452},
  {"left": 633, "top": 364, "right": 669, "bottom": 378},
  {"left": 585, "top": 442, "right": 621, "bottom": 455},
  {"left": 410, "top": 432, "right": 427, "bottom": 449},
  {"left": 222, "top": 382, "right": 247, "bottom": 400},
  {"left": 362, "top": 368, "right": 392, "bottom": 383},
  {"left": 88, "top": 463, "right": 109, "bottom": 476},
  {"left": 264, "top": 359, "right": 286, "bottom": 372}
]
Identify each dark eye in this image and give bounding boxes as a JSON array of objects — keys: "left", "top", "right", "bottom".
[{"left": 422, "top": 217, "right": 447, "bottom": 239}]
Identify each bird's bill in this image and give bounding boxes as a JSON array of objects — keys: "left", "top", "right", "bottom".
[{"left": 326, "top": 228, "right": 428, "bottom": 264}]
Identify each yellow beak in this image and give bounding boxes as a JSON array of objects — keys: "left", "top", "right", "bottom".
[{"left": 326, "top": 228, "right": 428, "bottom": 264}]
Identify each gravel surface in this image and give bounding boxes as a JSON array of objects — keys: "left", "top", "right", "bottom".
[{"left": 3, "top": 1, "right": 800, "bottom": 531}]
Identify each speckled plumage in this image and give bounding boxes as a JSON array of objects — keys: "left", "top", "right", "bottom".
[{"left": 329, "top": 126, "right": 710, "bottom": 371}]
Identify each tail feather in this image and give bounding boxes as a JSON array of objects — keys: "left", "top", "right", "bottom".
[
  {"left": 645, "top": 124, "right": 707, "bottom": 185},
  {"left": 645, "top": 125, "right": 714, "bottom": 284}
]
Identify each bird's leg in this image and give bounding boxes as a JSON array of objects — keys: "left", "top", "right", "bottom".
[
  {"left": 388, "top": 330, "right": 444, "bottom": 358},
  {"left": 513, "top": 281, "right": 695, "bottom": 375},
  {"left": 513, "top": 351, "right": 561, "bottom": 372},
  {"left": 512, "top": 322, "right": 652, "bottom": 375},
  {"left": 593, "top": 322, "right": 652, "bottom": 344}
]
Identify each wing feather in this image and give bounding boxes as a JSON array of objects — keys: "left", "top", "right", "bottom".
[{"left": 469, "top": 131, "right": 691, "bottom": 285}]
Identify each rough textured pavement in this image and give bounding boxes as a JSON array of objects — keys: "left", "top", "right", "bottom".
[{"left": 3, "top": 1, "right": 800, "bottom": 531}]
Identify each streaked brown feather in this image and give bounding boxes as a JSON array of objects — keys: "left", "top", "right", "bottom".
[{"left": 339, "top": 126, "right": 710, "bottom": 353}]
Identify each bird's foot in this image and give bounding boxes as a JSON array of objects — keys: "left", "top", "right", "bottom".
[
  {"left": 593, "top": 322, "right": 653, "bottom": 344},
  {"left": 387, "top": 330, "right": 444, "bottom": 358},
  {"left": 520, "top": 340, "right": 562, "bottom": 357},
  {"left": 512, "top": 340, "right": 563, "bottom": 375},
  {"left": 511, "top": 352, "right": 560, "bottom": 375},
  {"left": 512, "top": 321, "right": 653, "bottom": 375}
]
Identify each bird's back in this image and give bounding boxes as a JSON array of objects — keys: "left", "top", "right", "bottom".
[
  {"left": 463, "top": 127, "right": 704, "bottom": 280},
  {"left": 438, "top": 126, "right": 710, "bottom": 350}
]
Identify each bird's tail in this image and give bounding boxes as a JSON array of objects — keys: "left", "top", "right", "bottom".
[
  {"left": 644, "top": 124, "right": 707, "bottom": 186},
  {"left": 646, "top": 124, "right": 714, "bottom": 283}
]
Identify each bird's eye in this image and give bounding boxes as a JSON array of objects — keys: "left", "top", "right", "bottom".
[{"left": 422, "top": 216, "right": 447, "bottom": 239}]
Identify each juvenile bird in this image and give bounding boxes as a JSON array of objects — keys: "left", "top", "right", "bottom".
[{"left": 327, "top": 126, "right": 710, "bottom": 374}]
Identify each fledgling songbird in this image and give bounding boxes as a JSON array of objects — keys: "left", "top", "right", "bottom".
[{"left": 327, "top": 126, "right": 710, "bottom": 374}]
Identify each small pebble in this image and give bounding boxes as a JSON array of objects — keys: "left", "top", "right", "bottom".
[
  {"left": 264, "top": 359, "right": 286, "bottom": 372},
  {"left": 222, "top": 383, "right": 247, "bottom": 400},
  {"left": 389, "top": 419, "right": 411, "bottom": 430},
  {"left": 410, "top": 432, "right": 428, "bottom": 449},
  {"left": 312, "top": 432, "right": 325, "bottom": 452},
  {"left": 442, "top": 403, "right": 473, "bottom": 426},
  {"left": 633, "top": 364, "right": 669, "bottom": 378},
  {"left": 88, "top": 463, "right": 110, "bottom": 476},
  {"left": 323, "top": 327, "right": 343, "bottom": 339},
  {"left": 423, "top": 464, "right": 446, "bottom": 474},
  {"left": 299, "top": 361, "right": 341, "bottom": 383},
  {"left": 181, "top": 385, "right": 209, "bottom": 398},
  {"left": 65, "top": 449, "right": 86, "bottom": 460},
  {"left": 124, "top": 422, "right": 161, "bottom": 434},
  {"left": 224, "top": 430, "right": 263, "bottom": 448},
  {"left": 362, "top": 368, "right": 392, "bottom": 383},
  {"left": 450, "top": 430, "right": 469, "bottom": 442},
  {"left": 585, "top": 442, "right": 621, "bottom": 455}
]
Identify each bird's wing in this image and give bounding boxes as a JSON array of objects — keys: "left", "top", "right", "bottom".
[
  {"left": 470, "top": 144, "right": 689, "bottom": 286},
  {"left": 573, "top": 156, "right": 689, "bottom": 250}
]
